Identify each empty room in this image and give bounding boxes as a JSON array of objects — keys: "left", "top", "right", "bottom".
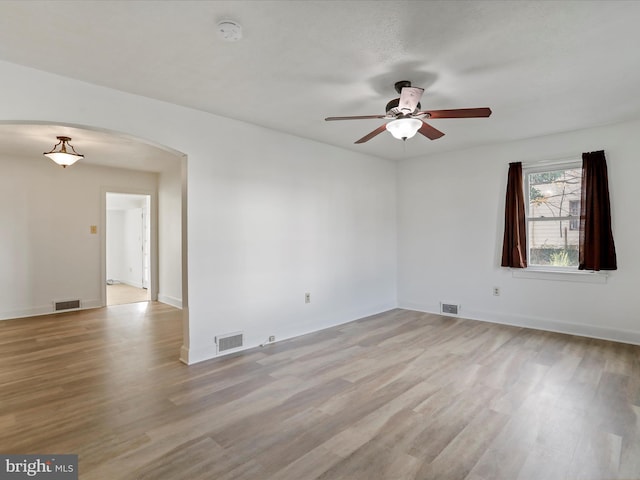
[{"left": 0, "top": 1, "right": 639, "bottom": 479}]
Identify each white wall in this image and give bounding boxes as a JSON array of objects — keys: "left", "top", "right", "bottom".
[
  {"left": 397, "top": 118, "right": 640, "bottom": 345},
  {"left": 183, "top": 118, "right": 397, "bottom": 362},
  {"left": 0, "top": 153, "right": 158, "bottom": 319},
  {"left": 0, "top": 60, "right": 398, "bottom": 363},
  {"left": 106, "top": 209, "right": 125, "bottom": 282},
  {"left": 189, "top": 129, "right": 397, "bottom": 362},
  {"left": 106, "top": 193, "right": 149, "bottom": 288},
  {"left": 158, "top": 164, "right": 183, "bottom": 308},
  {"left": 122, "top": 207, "right": 144, "bottom": 287}
]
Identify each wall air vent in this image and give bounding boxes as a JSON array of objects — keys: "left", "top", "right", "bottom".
[
  {"left": 216, "top": 332, "right": 244, "bottom": 353},
  {"left": 55, "top": 300, "right": 81, "bottom": 311},
  {"left": 441, "top": 303, "right": 459, "bottom": 316}
]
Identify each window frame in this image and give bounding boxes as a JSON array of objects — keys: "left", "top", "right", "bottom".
[{"left": 522, "top": 160, "right": 582, "bottom": 272}]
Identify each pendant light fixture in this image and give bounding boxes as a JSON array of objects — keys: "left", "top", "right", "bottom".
[{"left": 44, "top": 136, "right": 84, "bottom": 168}]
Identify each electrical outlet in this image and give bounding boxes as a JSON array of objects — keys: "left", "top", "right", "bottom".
[
  {"left": 305, "top": 292, "right": 311, "bottom": 304},
  {"left": 493, "top": 287, "right": 500, "bottom": 296},
  {"left": 268, "top": 335, "right": 275, "bottom": 342}
]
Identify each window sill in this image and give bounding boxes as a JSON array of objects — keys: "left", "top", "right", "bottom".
[{"left": 511, "top": 268, "right": 608, "bottom": 284}]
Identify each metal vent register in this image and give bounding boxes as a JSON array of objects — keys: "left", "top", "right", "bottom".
[
  {"left": 441, "top": 303, "right": 459, "bottom": 315},
  {"left": 216, "top": 332, "right": 243, "bottom": 353},
  {"left": 55, "top": 300, "right": 81, "bottom": 311}
]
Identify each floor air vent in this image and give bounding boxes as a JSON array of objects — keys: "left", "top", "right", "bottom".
[
  {"left": 441, "top": 303, "right": 459, "bottom": 316},
  {"left": 55, "top": 300, "right": 81, "bottom": 311},
  {"left": 216, "top": 332, "right": 243, "bottom": 353}
]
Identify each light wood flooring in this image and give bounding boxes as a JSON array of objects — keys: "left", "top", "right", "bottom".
[
  {"left": 1, "top": 305, "right": 639, "bottom": 479},
  {"left": 106, "top": 283, "right": 150, "bottom": 306}
]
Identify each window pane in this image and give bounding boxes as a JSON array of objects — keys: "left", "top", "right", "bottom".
[
  {"left": 528, "top": 219, "right": 579, "bottom": 267},
  {"left": 569, "top": 200, "right": 579, "bottom": 230},
  {"left": 528, "top": 168, "right": 582, "bottom": 219}
]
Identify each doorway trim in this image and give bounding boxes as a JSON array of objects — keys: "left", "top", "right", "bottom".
[{"left": 101, "top": 186, "right": 158, "bottom": 306}]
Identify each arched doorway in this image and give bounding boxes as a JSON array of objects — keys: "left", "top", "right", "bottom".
[{"left": 0, "top": 122, "right": 188, "bottom": 358}]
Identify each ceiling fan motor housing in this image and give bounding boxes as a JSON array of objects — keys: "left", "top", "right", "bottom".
[
  {"left": 394, "top": 80, "right": 412, "bottom": 93},
  {"left": 385, "top": 98, "right": 421, "bottom": 116}
]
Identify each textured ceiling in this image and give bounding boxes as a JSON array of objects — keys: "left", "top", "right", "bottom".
[{"left": 1, "top": 0, "right": 640, "bottom": 166}]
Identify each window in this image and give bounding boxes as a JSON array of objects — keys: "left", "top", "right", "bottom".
[
  {"left": 502, "top": 152, "right": 615, "bottom": 275},
  {"left": 524, "top": 163, "right": 582, "bottom": 268}
]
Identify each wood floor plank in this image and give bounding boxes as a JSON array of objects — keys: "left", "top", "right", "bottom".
[{"left": 1, "top": 305, "right": 640, "bottom": 479}]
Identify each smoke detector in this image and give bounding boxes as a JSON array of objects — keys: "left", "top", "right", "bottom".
[{"left": 217, "top": 20, "right": 242, "bottom": 42}]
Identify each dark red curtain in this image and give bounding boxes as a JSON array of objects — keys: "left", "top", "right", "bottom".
[
  {"left": 579, "top": 150, "right": 617, "bottom": 270},
  {"left": 501, "top": 162, "right": 527, "bottom": 268}
]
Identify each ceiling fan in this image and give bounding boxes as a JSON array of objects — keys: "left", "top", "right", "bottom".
[{"left": 325, "top": 80, "right": 492, "bottom": 144}]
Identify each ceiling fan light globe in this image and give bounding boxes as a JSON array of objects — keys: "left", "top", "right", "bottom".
[{"left": 385, "top": 118, "right": 422, "bottom": 140}]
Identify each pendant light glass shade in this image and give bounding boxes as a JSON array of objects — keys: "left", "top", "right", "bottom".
[
  {"left": 44, "top": 136, "right": 84, "bottom": 168},
  {"left": 385, "top": 118, "right": 422, "bottom": 140}
]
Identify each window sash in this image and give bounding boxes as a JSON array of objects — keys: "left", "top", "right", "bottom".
[{"left": 528, "top": 216, "right": 577, "bottom": 222}]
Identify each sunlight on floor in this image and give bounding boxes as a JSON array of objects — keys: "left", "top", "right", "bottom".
[{"left": 106, "top": 283, "right": 150, "bottom": 306}]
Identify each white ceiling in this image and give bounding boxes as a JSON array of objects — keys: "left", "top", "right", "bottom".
[{"left": 1, "top": 0, "right": 640, "bottom": 166}]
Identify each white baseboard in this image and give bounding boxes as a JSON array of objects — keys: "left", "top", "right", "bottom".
[
  {"left": 0, "top": 298, "right": 103, "bottom": 321},
  {"left": 179, "top": 345, "right": 190, "bottom": 365},
  {"left": 398, "top": 301, "right": 640, "bottom": 346},
  {"left": 180, "top": 302, "right": 398, "bottom": 365},
  {"left": 0, "top": 305, "right": 52, "bottom": 320},
  {"left": 181, "top": 344, "right": 218, "bottom": 365},
  {"left": 158, "top": 294, "right": 182, "bottom": 309},
  {"left": 83, "top": 299, "right": 103, "bottom": 310}
]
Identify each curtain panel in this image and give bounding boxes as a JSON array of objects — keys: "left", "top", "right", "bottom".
[
  {"left": 501, "top": 162, "right": 527, "bottom": 268},
  {"left": 579, "top": 150, "right": 617, "bottom": 271}
]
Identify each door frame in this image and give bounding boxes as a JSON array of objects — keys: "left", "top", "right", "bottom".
[{"left": 101, "top": 187, "right": 158, "bottom": 306}]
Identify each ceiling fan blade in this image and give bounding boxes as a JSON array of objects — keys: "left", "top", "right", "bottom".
[
  {"left": 354, "top": 124, "right": 388, "bottom": 144},
  {"left": 418, "top": 121, "right": 445, "bottom": 140},
  {"left": 399, "top": 87, "right": 424, "bottom": 114},
  {"left": 418, "top": 107, "right": 492, "bottom": 119},
  {"left": 325, "top": 115, "right": 387, "bottom": 121}
]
